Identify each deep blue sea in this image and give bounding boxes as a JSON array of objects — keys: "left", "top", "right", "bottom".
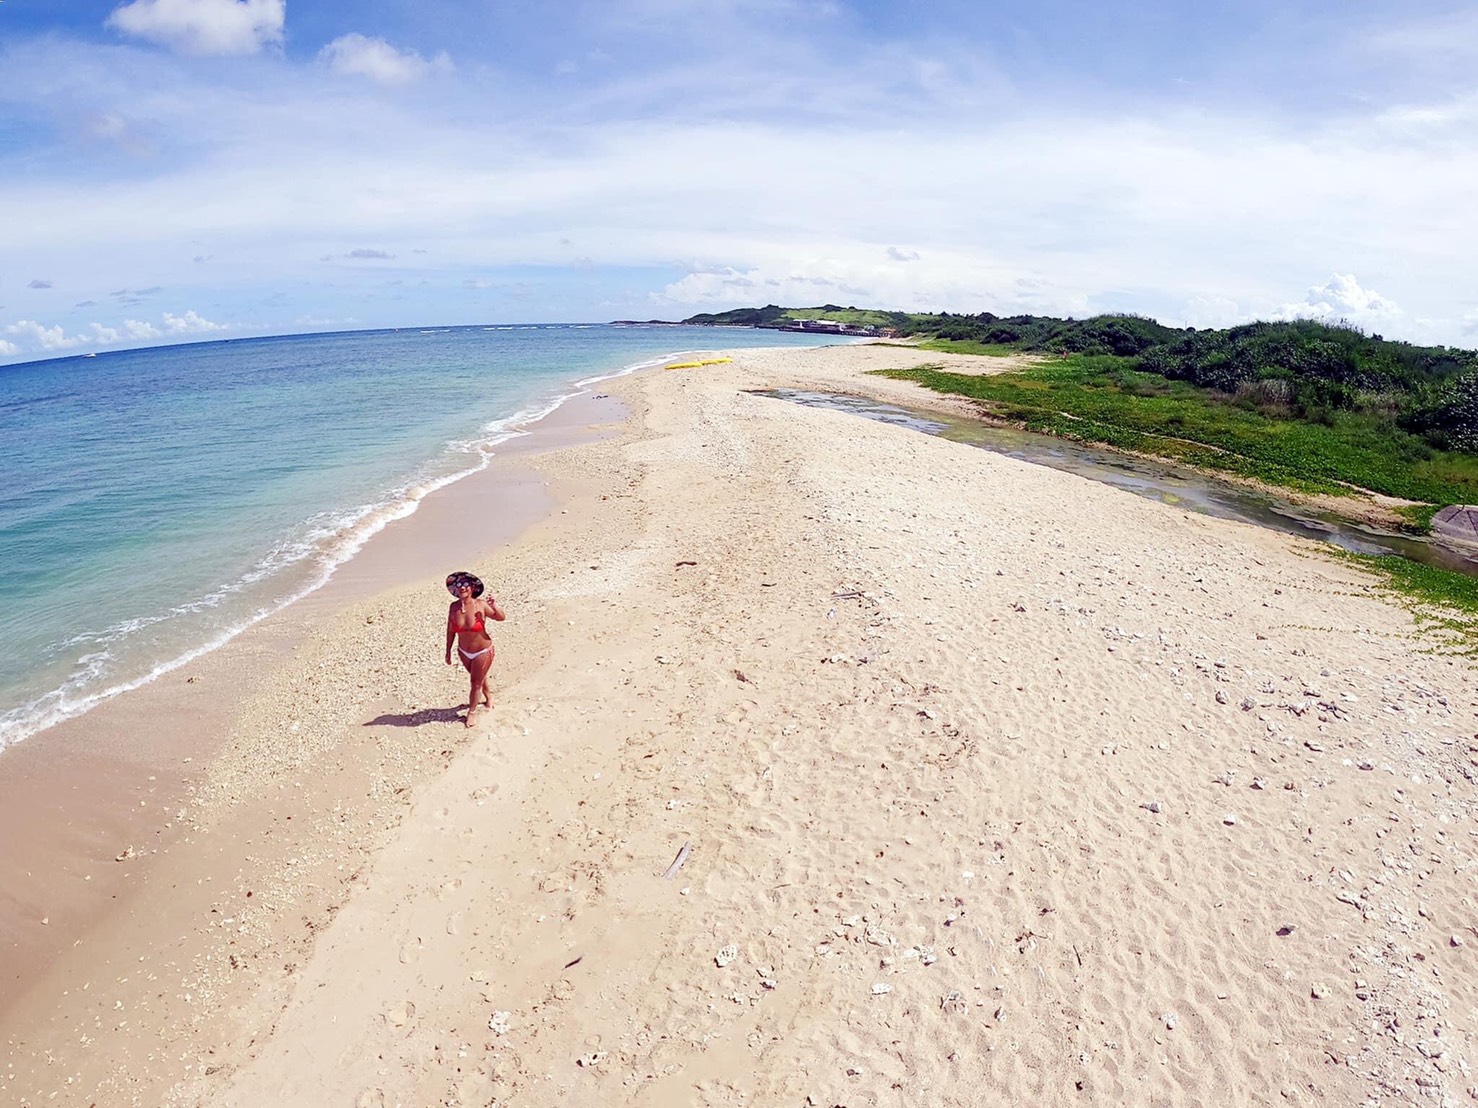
[{"left": 0, "top": 324, "right": 843, "bottom": 750}]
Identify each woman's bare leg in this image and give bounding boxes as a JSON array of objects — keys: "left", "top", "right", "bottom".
[
  {"left": 478, "top": 648, "right": 495, "bottom": 708},
  {"left": 458, "top": 653, "right": 479, "bottom": 725},
  {"left": 465, "top": 652, "right": 494, "bottom": 726}
]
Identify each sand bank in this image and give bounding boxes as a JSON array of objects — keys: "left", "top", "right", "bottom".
[{"left": 3, "top": 343, "right": 1475, "bottom": 1107}]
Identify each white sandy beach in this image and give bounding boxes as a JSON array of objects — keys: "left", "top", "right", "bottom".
[{"left": 2, "top": 343, "right": 1476, "bottom": 1107}]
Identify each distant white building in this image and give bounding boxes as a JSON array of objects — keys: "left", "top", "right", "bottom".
[{"left": 778, "top": 318, "right": 878, "bottom": 336}]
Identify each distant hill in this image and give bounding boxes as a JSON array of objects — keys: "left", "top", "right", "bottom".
[
  {"left": 683, "top": 304, "right": 914, "bottom": 332},
  {"left": 680, "top": 305, "right": 1478, "bottom": 452}
]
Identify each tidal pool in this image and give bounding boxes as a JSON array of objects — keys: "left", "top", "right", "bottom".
[{"left": 754, "top": 388, "right": 1478, "bottom": 577}]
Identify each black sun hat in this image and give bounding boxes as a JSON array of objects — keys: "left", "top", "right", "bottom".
[{"left": 446, "top": 571, "right": 485, "bottom": 598}]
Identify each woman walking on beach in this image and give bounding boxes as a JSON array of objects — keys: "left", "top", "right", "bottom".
[{"left": 444, "top": 571, "right": 505, "bottom": 727}]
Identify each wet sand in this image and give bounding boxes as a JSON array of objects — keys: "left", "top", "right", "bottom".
[{"left": 0, "top": 392, "right": 619, "bottom": 1013}]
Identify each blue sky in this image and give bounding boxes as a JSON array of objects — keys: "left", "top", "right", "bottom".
[{"left": 2, "top": 0, "right": 1476, "bottom": 361}]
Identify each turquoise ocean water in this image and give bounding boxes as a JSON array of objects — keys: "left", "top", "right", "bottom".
[{"left": 0, "top": 324, "right": 842, "bottom": 751}]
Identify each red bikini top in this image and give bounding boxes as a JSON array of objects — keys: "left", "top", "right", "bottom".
[{"left": 458, "top": 616, "right": 486, "bottom": 635}]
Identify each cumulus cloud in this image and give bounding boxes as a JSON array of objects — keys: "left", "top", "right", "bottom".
[
  {"left": 106, "top": 0, "right": 285, "bottom": 56},
  {"left": 1180, "top": 295, "right": 1245, "bottom": 330},
  {"left": 8, "top": 10, "right": 1478, "bottom": 344},
  {"left": 162, "top": 309, "right": 224, "bottom": 333},
  {"left": 6, "top": 320, "right": 80, "bottom": 351},
  {"left": 28, "top": 279, "right": 54, "bottom": 289},
  {"left": 886, "top": 247, "right": 920, "bottom": 262},
  {"left": 319, "top": 34, "right": 453, "bottom": 86},
  {"left": 2, "top": 310, "right": 225, "bottom": 357},
  {"left": 1274, "top": 273, "right": 1404, "bottom": 330},
  {"left": 125, "top": 319, "right": 162, "bottom": 339},
  {"left": 655, "top": 267, "right": 758, "bottom": 303}
]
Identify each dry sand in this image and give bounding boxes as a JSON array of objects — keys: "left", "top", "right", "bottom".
[{"left": 2, "top": 343, "right": 1476, "bottom": 1107}]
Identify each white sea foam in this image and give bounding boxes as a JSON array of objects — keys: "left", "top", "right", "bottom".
[{"left": 0, "top": 346, "right": 698, "bottom": 753}]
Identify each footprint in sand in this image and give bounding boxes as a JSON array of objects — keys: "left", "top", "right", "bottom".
[
  {"left": 383, "top": 1000, "right": 415, "bottom": 1029},
  {"left": 399, "top": 936, "right": 423, "bottom": 964},
  {"left": 447, "top": 912, "right": 462, "bottom": 936},
  {"left": 357, "top": 1090, "right": 385, "bottom": 1108},
  {"left": 454, "top": 1070, "right": 497, "bottom": 1105}
]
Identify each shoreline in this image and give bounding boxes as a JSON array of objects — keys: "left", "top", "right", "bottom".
[
  {"left": 3, "top": 343, "right": 1475, "bottom": 1106},
  {"left": 0, "top": 387, "right": 627, "bottom": 1014},
  {"left": 0, "top": 344, "right": 983, "bottom": 1022},
  {"left": 0, "top": 340, "right": 730, "bottom": 755}
]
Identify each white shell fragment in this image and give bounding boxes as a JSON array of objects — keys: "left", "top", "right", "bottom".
[{"left": 715, "top": 944, "right": 739, "bottom": 968}]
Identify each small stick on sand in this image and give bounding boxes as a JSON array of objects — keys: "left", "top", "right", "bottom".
[{"left": 661, "top": 841, "right": 692, "bottom": 880}]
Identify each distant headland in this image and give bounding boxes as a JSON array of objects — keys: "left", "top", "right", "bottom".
[{"left": 621, "top": 303, "right": 1478, "bottom": 543}]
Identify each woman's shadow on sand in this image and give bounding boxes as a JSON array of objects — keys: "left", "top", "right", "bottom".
[{"left": 364, "top": 706, "right": 465, "bottom": 727}]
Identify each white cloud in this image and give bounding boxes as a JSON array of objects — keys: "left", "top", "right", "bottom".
[
  {"left": 162, "top": 309, "right": 224, "bottom": 334},
  {"left": 106, "top": 0, "right": 284, "bottom": 56},
  {"left": 1178, "top": 277, "right": 1413, "bottom": 336},
  {"left": 6, "top": 320, "right": 82, "bottom": 351},
  {"left": 655, "top": 265, "right": 876, "bottom": 309},
  {"left": 1274, "top": 273, "right": 1404, "bottom": 330},
  {"left": 319, "top": 34, "right": 453, "bottom": 86},
  {"left": 1179, "top": 296, "right": 1244, "bottom": 330},
  {"left": 2, "top": 311, "right": 226, "bottom": 358},
  {"left": 125, "top": 319, "right": 162, "bottom": 339},
  {"left": 6, "top": 21, "right": 1478, "bottom": 344}
]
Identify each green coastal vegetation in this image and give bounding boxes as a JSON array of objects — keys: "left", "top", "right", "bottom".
[
  {"left": 684, "top": 304, "right": 904, "bottom": 330},
  {"left": 1337, "top": 552, "right": 1478, "bottom": 656},
  {"left": 684, "top": 304, "right": 1478, "bottom": 647},
  {"left": 686, "top": 304, "right": 1478, "bottom": 519}
]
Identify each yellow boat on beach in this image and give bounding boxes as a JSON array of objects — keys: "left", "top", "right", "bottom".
[{"left": 664, "top": 357, "right": 732, "bottom": 370}]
